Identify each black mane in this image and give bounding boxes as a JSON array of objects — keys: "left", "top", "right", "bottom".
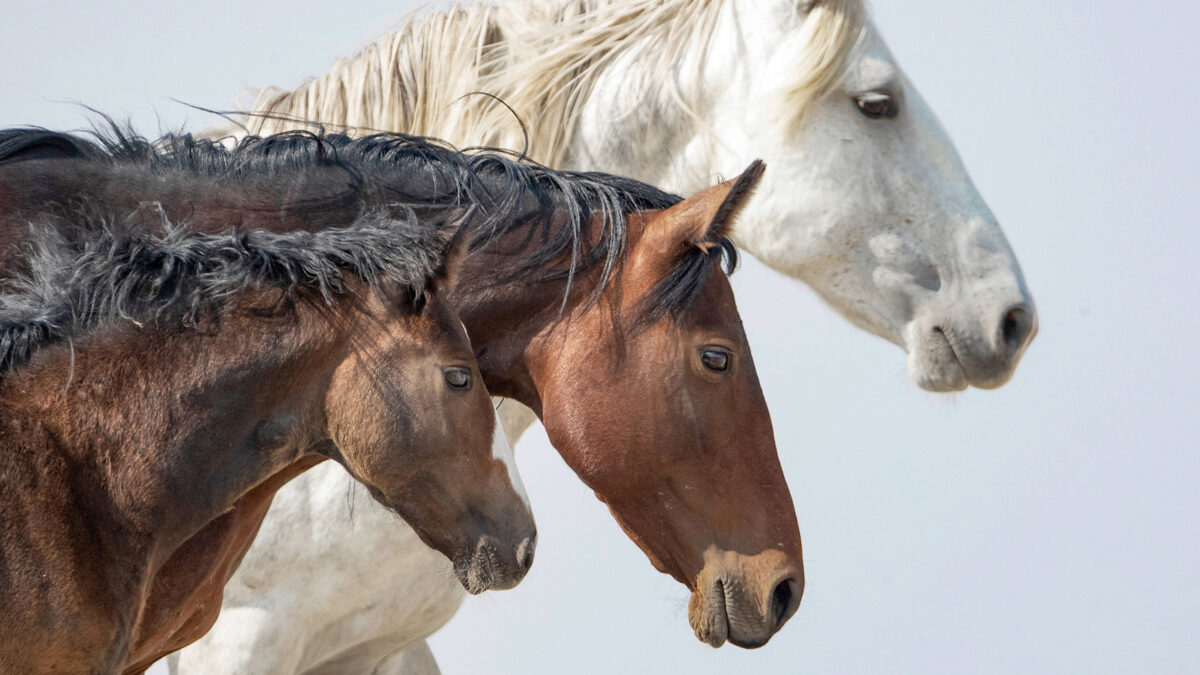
[
  {"left": 0, "top": 208, "right": 454, "bottom": 373},
  {"left": 0, "top": 125, "right": 685, "bottom": 290},
  {"left": 0, "top": 124, "right": 740, "bottom": 370}
]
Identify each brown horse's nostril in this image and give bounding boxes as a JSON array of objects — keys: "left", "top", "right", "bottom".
[
  {"left": 1000, "top": 304, "right": 1034, "bottom": 354},
  {"left": 770, "top": 578, "right": 801, "bottom": 630}
]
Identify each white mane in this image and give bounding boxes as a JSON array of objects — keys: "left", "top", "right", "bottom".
[{"left": 235, "top": 0, "right": 865, "bottom": 165}]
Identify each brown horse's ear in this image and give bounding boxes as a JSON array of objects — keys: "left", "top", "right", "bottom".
[
  {"left": 699, "top": 159, "right": 765, "bottom": 249},
  {"left": 432, "top": 208, "right": 475, "bottom": 291},
  {"left": 649, "top": 160, "right": 766, "bottom": 255}
]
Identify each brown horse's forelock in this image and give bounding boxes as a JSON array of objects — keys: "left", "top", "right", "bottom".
[
  {"left": 0, "top": 208, "right": 450, "bottom": 374},
  {"left": 0, "top": 122, "right": 737, "bottom": 344},
  {"left": 634, "top": 239, "right": 739, "bottom": 328}
]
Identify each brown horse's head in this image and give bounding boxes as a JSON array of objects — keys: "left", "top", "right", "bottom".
[
  {"left": 529, "top": 163, "right": 802, "bottom": 648},
  {"left": 322, "top": 240, "right": 535, "bottom": 594}
]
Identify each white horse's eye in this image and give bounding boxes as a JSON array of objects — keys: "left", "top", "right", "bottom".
[{"left": 855, "top": 93, "right": 897, "bottom": 119}]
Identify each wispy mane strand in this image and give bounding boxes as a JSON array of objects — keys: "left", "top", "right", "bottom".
[{"left": 230, "top": 0, "right": 866, "bottom": 163}]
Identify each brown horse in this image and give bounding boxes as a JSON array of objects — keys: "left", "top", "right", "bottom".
[
  {"left": 0, "top": 210, "right": 534, "bottom": 672},
  {"left": 0, "top": 127, "right": 802, "bottom": 653}
]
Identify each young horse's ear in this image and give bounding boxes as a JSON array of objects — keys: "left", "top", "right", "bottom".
[
  {"left": 432, "top": 215, "right": 473, "bottom": 292},
  {"left": 653, "top": 160, "right": 766, "bottom": 254}
]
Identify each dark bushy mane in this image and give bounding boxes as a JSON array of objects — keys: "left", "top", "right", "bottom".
[
  {"left": 0, "top": 122, "right": 739, "bottom": 330},
  {"left": 0, "top": 209, "right": 453, "bottom": 373}
]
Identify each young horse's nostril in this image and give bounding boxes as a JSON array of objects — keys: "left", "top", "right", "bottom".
[{"left": 515, "top": 532, "right": 536, "bottom": 573}]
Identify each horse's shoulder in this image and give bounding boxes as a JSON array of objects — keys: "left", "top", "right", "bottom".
[
  {"left": 0, "top": 402, "right": 60, "bottom": 467},
  {"left": 0, "top": 403, "right": 75, "bottom": 520},
  {"left": 0, "top": 401, "right": 134, "bottom": 669}
]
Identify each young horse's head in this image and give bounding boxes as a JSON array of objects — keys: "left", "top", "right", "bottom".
[
  {"left": 0, "top": 195, "right": 535, "bottom": 596},
  {"left": 319, "top": 244, "right": 536, "bottom": 594},
  {"left": 468, "top": 162, "right": 801, "bottom": 648}
]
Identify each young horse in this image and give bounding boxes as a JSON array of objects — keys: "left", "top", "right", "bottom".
[
  {"left": 0, "top": 174, "right": 535, "bottom": 672},
  {"left": 0, "top": 129, "right": 803, "bottom": 671},
  {"left": 231, "top": 0, "right": 1037, "bottom": 396}
]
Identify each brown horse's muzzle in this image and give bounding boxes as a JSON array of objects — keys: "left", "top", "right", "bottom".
[{"left": 688, "top": 547, "right": 804, "bottom": 648}]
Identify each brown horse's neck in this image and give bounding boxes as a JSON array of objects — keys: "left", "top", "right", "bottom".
[
  {"left": 0, "top": 297, "right": 344, "bottom": 564},
  {"left": 452, "top": 212, "right": 651, "bottom": 414}
]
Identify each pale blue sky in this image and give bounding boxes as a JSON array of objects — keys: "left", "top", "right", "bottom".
[{"left": 2, "top": 1, "right": 1196, "bottom": 672}]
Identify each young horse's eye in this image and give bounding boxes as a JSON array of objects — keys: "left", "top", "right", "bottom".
[
  {"left": 700, "top": 348, "right": 729, "bottom": 372},
  {"left": 855, "top": 93, "right": 897, "bottom": 119},
  {"left": 444, "top": 367, "right": 472, "bottom": 390}
]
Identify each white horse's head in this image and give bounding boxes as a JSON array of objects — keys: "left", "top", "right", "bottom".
[{"left": 702, "top": 0, "right": 1036, "bottom": 391}]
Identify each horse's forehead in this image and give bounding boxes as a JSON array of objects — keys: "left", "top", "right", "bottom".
[
  {"left": 840, "top": 24, "right": 901, "bottom": 93},
  {"left": 692, "top": 275, "right": 744, "bottom": 329},
  {"left": 660, "top": 271, "right": 745, "bottom": 338}
]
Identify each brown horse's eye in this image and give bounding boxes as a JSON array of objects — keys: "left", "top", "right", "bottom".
[
  {"left": 855, "top": 93, "right": 897, "bottom": 119},
  {"left": 700, "top": 348, "right": 729, "bottom": 372},
  {"left": 444, "top": 367, "right": 472, "bottom": 390}
]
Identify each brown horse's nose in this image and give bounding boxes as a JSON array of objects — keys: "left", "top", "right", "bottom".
[
  {"left": 688, "top": 549, "right": 804, "bottom": 649},
  {"left": 1000, "top": 302, "right": 1036, "bottom": 356}
]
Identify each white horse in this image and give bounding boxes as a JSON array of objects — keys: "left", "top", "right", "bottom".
[{"left": 171, "top": 0, "right": 1037, "bottom": 672}]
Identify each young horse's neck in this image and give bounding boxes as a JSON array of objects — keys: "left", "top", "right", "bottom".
[{"left": 0, "top": 296, "right": 344, "bottom": 563}]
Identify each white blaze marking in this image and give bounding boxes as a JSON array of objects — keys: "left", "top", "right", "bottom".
[
  {"left": 461, "top": 321, "right": 530, "bottom": 510},
  {"left": 491, "top": 403, "right": 530, "bottom": 509}
]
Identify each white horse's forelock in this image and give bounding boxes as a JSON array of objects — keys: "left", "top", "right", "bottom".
[
  {"left": 778, "top": 0, "right": 867, "bottom": 134},
  {"left": 236, "top": 0, "right": 865, "bottom": 162}
]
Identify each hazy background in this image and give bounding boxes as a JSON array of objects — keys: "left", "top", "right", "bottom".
[{"left": 2, "top": 0, "right": 1196, "bottom": 672}]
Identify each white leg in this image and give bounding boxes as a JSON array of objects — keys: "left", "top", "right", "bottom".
[{"left": 168, "top": 606, "right": 305, "bottom": 675}]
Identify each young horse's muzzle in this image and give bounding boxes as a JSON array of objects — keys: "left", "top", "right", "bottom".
[{"left": 453, "top": 528, "right": 537, "bottom": 595}]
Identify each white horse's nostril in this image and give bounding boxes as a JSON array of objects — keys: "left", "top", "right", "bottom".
[{"left": 1000, "top": 304, "right": 1035, "bottom": 354}]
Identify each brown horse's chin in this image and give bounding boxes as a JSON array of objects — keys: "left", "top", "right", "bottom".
[{"left": 687, "top": 548, "right": 804, "bottom": 649}]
